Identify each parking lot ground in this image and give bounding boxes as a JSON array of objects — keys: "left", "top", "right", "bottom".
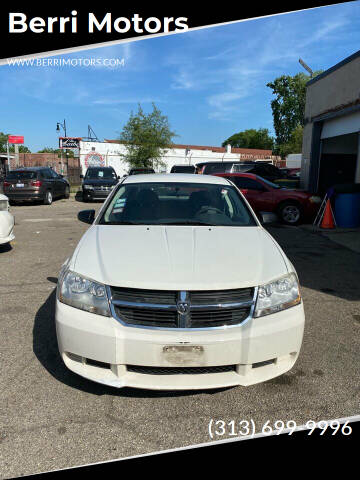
[{"left": 0, "top": 199, "right": 359, "bottom": 477}]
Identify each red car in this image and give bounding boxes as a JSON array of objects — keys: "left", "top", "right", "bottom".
[{"left": 215, "top": 173, "right": 322, "bottom": 225}]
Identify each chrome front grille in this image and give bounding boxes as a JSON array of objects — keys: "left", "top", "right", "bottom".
[
  {"left": 108, "top": 286, "right": 256, "bottom": 330},
  {"left": 94, "top": 185, "right": 112, "bottom": 193}
]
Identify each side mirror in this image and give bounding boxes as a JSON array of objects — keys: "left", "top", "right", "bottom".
[
  {"left": 80, "top": 174, "right": 84, "bottom": 179},
  {"left": 78, "top": 209, "right": 95, "bottom": 224},
  {"left": 258, "top": 212, "right": 277, "bottom": 224}
]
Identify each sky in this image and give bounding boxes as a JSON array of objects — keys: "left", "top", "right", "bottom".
[{"left": 1, "top": 2, "right": 360, "bottom": 152}]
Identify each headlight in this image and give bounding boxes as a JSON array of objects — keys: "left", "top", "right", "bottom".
[
  {"left": 58, "top": 270, "right": 110, "bottom": 317},
  {"left": 83, "top": 185, "right": 94, "bottom": 190},
  {"left": 0, "top": 200, "right": 8, "bottom": 211},
  {"left": 309, "top": 196, "right": 322, "bottom": 203},
  {"left": 254, "top": 272, "right": 301, "bottom": 318}
]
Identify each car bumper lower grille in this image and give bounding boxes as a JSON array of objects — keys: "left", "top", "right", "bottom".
[
  {"left": 108, "top": 286, "right": 256, "bottom": 330},
  {"left": 126, "top": 365, "right": 237, "bottom": 375}
]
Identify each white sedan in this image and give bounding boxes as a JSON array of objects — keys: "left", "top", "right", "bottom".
[
  {"left": 56, "top": 174, "right": 305, "bottom": 390},
  {"left": 0, "top": 194, "right": 15, "bottom": 245}
]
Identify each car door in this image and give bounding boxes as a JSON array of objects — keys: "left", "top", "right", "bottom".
[
  {"left": 52, "top": 170, "right": 66, "bottom": 196},
  {"left": 42, "top": 169, "right": 57, "bottom": 195}
]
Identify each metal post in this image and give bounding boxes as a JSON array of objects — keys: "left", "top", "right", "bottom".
[
  {"left": 14, "top": 144, "right": 19, "bottom": 168},
  {"left": 6, "top": 142, "right": 10, "bottom": 171}
]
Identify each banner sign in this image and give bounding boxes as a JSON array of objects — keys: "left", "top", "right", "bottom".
[{"left": 8, "top": 135, "right": 24, "bottom": 144}]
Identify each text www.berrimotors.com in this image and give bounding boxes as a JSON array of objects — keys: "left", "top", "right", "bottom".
[{"left": 208, "top": 419, "right": 353, "bottom": 439}]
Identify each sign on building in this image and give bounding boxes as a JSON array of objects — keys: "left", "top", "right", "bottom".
[{"left": 59, "top": 137, "right": 81, "bottom": 149}]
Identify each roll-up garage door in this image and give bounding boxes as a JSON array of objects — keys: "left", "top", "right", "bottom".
[{"left": 321, "top": 109, "right": 360, "bottom": 139}]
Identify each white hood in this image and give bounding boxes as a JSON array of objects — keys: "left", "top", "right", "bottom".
[{"left": 70, "top": 225, "right": 289, "bottom": 290}]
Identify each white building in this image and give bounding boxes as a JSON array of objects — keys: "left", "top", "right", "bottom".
[{"left": 79, "top": 140, "right": 276, "bottom": 177}]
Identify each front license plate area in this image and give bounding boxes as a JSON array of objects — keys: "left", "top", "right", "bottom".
[
  {"left": 16, "top": 183, "right": 24, "bottom": 188},
  {"left": 163, "top": 345, "right": 204, "bottom": 366}
]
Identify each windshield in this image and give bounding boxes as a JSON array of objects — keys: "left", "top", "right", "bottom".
[
  {"left": 6, "top": 171, "right": 37, "bottom": 180},
  {"left": 99, "top": 182, "right": 257, "bottom": 227},
  {"left": 85, "top": 168, "right": 116, "bottom": 180},
  {"left": 257, "top": 176, "right": 282, "bottom": 189}
]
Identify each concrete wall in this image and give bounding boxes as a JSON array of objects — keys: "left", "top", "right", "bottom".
[{"left": 304, "top": 54, "right": 360, "bottom": 122}]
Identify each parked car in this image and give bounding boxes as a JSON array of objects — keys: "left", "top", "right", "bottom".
[
  {"left": 215, "top": 173, "right": 321, "bottom": 225},
  {"left": 56, "top": 174, "right": 305, "bottom": 390},
  {"left": 0, "top": 194, "right": 15, "bottom": 245},
  {"left": 81, "top": 166, "right": 119, "bottom": 202},
  {"left": 280, "top": 167, "right": 301, "bottom": 178},
  {"left": 231, "top": 162, "right": 287, "bottom": 182},
  {"left": 196, "top": 161, "right": 254, "bottom": 175},
  {"left": 3, "top": 167, "right": 70, "bottom": 205},
  {"left": 170, "top": 165, "right": 196, "bottom": 174},
  {"left": 128, "top": 167, "right": 155, "bottom": 175}
]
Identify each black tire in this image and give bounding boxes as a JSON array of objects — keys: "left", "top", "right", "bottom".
[
  {"left": 43, "top": 190, "right": 53, "bottom": 205},
  {"left": 278, "top": 201, "right": 302, "bottom": 225},
  {"left": 82, "top": 193, "right": 89, "bottom": 203},
  {"left": 64, "top": 185, "right": 70, "bottom": 199}
]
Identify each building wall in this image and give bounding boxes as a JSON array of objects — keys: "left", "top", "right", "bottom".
[
  {"left": 79, "top": 141, "right": 277, "bottom": 176},
  {"left": 301, "top": 52, "right": 360, "bottom": 190}
]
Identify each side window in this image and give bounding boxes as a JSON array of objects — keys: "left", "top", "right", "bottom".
[
  {"left": 41, "top": 170, "right": 51, "bottom": 179},
  {"left": 232, "top": 177, "right": 265, "bottom": 191}
]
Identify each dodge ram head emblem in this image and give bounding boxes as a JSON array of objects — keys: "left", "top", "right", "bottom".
[{"left": 176, "top": 301, "right": 190, "bottom": 315}]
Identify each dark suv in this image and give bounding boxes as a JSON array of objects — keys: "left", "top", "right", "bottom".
[
  {"left": 3, "top": 167, "right": 70, "bottom": 205},
  {"left": 170, "top": 165, "right": 195, "bottom": 173},
  {"left": 82, "top": 166, "right": 119, "bottom": 202}
]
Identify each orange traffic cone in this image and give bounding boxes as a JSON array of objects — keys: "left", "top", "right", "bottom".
[{"left": 320, "top": 199, "right": 335, "bottom": 229}]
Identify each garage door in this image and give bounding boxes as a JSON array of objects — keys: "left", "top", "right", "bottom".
[{"left": 321, "top": 109, "right": 360, "bottom": 139}]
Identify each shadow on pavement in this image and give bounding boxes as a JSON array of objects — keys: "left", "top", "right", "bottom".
[
  {"left": 267, "top": 224, "right": 360, "bottom": 302},
  {"left": 0, "top": 242, "right": 12, "bottom": 253},
  {"left": 33, "top": 288, "right": 230, "bottom": 397}
]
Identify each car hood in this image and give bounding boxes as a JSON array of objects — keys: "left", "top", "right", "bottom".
[{"left": 70, "top": 225, "right": 289, "bottom": 290}]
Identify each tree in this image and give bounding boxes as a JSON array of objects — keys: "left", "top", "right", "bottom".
[
  {"left": 278, "top": 124, "right": 304, "bottom": 157},
  {"left": 267, "top": 71, "right": 322, "bottom": 150},
  {"left": 119, "top": 103, "right": 176, "bottom": 170},
  {"left": 0, "top": 132, "right": 31, "bottom": 153},
  {"left": 37, "top": 147, "right": 75, "bottom": 158},
  {"left": 222, "top": 128, "right": 274, "bottom": 150}
]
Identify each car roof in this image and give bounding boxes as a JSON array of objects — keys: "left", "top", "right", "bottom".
[
  {"left": 86, "top": 166, "right": 114, "bottom": 170},
  {"left": 10, "top": 167, "right": 48, "bottom": 171},
  {"left": 215, "top": 172, "right": 259, "bottom": 180},
  {"left": 123, "top": 173, "right": 230, "bottom": 185},
  {"left": 171, "top": 164, "right": 195, "bottom": 167}
]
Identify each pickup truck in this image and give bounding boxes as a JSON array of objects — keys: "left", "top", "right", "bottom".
[{"left": 56, "top": 174, "right": 305, "bottom": 390}]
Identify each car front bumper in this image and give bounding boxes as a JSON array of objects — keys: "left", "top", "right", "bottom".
[
  {"left": 83, "top": 188, "right": 113, "bottom": 200},
  {"left": 0, "top": 211, "right": 15, "bottom": 244},
  {"left": 55, "top": 299, "right": 305, "bottom": 390}
]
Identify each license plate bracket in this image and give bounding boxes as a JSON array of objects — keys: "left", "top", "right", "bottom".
[{"left": 163, "top": 345, "right": 204, "bottom": 365}]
